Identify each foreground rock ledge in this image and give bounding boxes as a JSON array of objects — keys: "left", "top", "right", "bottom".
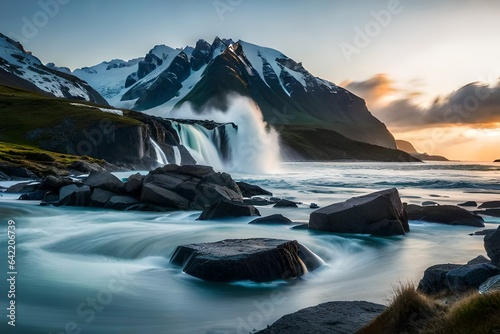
[
  {"left": 256, "top": 301, "right": 385, "bottom": 334},
  {"left": 170, "top": 238, "right": 322, "bottom": 283},
  {"left": 309, "top": 188, "right": 409, "bottom": 236}
]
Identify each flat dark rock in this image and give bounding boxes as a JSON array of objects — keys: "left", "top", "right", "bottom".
[
  {"left": 170, "top": 238, "right": 322, "bottom": 283},
  {"left": 470, "top": 229, "right": 497, "bottom": 236},
  {"left": 198, "top": 200, "right": 260, "bottom": 220},
  {"left": 273, "top": 199, "right": 298, "bottom": 208},
  {"left": 236, "top": 181, "right": 272, "bottom": 197},
  {"left": 84, "top": 171, "right": 125, "bottom": 194},
  {"left": 256, "top": 301, "right": 385, "bottom": 334},
  {"left": 406, "top": 204, "right": 484, "bottom": 227},
  {"left": 458, "top": 201, "right": 478, "bottom": 207},
  {"left": 475, "top": 209, "right": 500, "bottom": 217},
  {"left": 249, "top": 214, "right": 293, "bottom": 225},
  {"left": 309, "top": 188, "right": 409, "bottom": 236},
  {"left": 478, "top": 201, "right": 500, "bottom": 209}
]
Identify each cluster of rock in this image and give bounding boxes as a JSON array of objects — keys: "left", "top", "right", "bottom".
[
  {"left": 418, "top": 226, "right": 500, "bottom": 294},
  {"left": 7, "top": 165, "right": 256, "bottom": 212}
]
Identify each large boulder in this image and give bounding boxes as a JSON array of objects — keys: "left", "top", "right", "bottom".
[
  {"left": 256, "top": 301, "right": 385, "bottom": 334},
  {"left": 309, "top": 188, "right": 409, "bottom": 236},
  {"left": 236, "top": 181, "right": 272, "bottom": 197},
  {"left": 418, "top": 263, "right": 462, "bottom": 294},
  {"left": 445, "top": 263, "right": 500, "bottom": 292},
  {"left": 140, "top": 183, "right": 191, "bottom": 210},
  {"left": 84, "top": 171, "right": 125, "bottom": 194},
  {"left": 484, "top": 227, "right": 500, "bottom": 266},
  {"left": 170, "top": 238, "right": 322, "bottom": 282},
  {"left": 406, "top": 204, "right": 484, "bottom": 227},
  {"left": 198, "top": 200, "right": 260, "bottom": 220}
]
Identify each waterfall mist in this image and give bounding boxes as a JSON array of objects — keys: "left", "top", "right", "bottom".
[{"left": 170, "top": 95, "right": 281, "bottom": 174}]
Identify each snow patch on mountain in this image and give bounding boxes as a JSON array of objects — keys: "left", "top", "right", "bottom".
[{"left": 0, "top": 33, "right": 106, "bottom": 103}]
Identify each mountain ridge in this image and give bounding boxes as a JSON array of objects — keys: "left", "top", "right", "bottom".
[
  {"left": 0, "top": 33, "right": 107, "bottom": 105},
  {"left": 71, "top": 37, "right": 397, "bottom": 149}
]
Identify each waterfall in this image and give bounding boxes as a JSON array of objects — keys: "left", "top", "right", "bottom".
[
  {"left": 169, "top": 96, "right": 281, "bottom": 174},
  {"left": 149, "top": 138, "right": 169, "bottom": 165},
  {"left": 173, "top": 123, "right": 225, "bottom": 170},
  {"left": 173, "top": 146, "right": 182, "bottom": 165}
]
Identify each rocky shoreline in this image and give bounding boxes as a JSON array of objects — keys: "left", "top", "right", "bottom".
[{"left": 1, "top": 166, "right": 500, "bottom": 333}]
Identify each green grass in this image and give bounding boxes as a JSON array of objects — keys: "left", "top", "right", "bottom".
[
  {"left": 0, "top": 84, "right": 143, "bottom": 146},
  {"left": 0, "top": 141, "right": 105, "bottom": 176}
]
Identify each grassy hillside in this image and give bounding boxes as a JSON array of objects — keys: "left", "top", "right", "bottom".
[
  {"left": 0, "top": 141, "right": 105, "bottom": 176},
  {"left": 0, "top": 84, "right": 142, "bottom": 146}
]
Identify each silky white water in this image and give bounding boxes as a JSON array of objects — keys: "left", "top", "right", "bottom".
[{"left": 0, "top": 162, "right": 499, "bottom": 334}]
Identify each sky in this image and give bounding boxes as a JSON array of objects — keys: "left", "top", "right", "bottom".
[{"left": 1, "top": 0, "right": 499, "bottom": 161}]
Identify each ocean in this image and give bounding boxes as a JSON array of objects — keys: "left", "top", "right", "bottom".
[{"left": 0, "top": 161, "right": 499, "bottom": 334}]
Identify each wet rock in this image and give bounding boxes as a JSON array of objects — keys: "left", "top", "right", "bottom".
[
  {"left": 198, "top": 200, "right": 260, "bottom": 220},
  {"left": 39, "top": 175, "right": 76, "bottom": 191},
  {"left": 57, "top": 184, "right": 91, "bottom": 207},
  {"left": 170, "top": 238, "right": 322, "bottom": 283},
  {"left": 406, "top": 204, "right": 484, "bottom": 227},
  {"left": 69, "top": 160, "right": 105, "bottom": 174},
  {"left": 41, "top": 191, "right": 59, "bottom": 206},
  {"left": 470, "top": 229, "right": 497, "bottom": 236},
  {"left": 249, "top": 214, "right": 293, "bottom": 225},
  {"left": 18, "top": 190, "right": 46, "bottom": 200},
  {"left": 475, "top": 209, "right": 500, "bottom": 218},
  {"left": 104, "top": 195, "right": 139, "bottom": 211},
  {"left": 310, "top": 203, "right": 319, "bottom": 209},
  {"left": 422, "top": 201, "right": 439, "bottom": 206},
  {"left": 90, "top": 188, "right": 118, "bottom": 207},
  {"left": 6, "top": 181, "right": 40, "bottom": 193},
  {"left": 273, "top": 199, "right": 298, "bottom": 208},
  {"left": 0, "top": 163, "right": 38, "bottom": 180},
  {"left": 140, "top": 183, "right": 191, "bottom": 210},
  {"left": 479, "top": 275, "right": 500, "bottom": 294},
  {"left": 458, "top": 201, "right": 477, "bottom": 207},
  {"left": 84, "top": 171, "right": 125, "bottom": 194},
  {"left": 418, "top": 263, "right": 462, "bottom": 294},
  {"left": 467, "top": 255, "right": 491, "bottom": 265},
  {"left": 236, "top": 181, "right": 273, "bottom": 197},
  {"left": 125, "top": 173, "right": 144, "bottom": 194},
  {"left": 484, "top": 227, "right": 500, "bottom": 266},
  {"left": 445, "top": 263, "right": 500, "bottom": 292},
  {"left": 478, "top": 201, "right": 500, "bottom": 209},
  {"left": 309, "top": 188, "right": 409, "bottom": 236},
  {"left": 256, "top": 301, "right": 385, "bottom": 334},
  {"left": 243, "top": 197, "right": 273, "bottom": 206}
]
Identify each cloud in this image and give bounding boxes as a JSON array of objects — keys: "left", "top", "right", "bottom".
[
  {"left": 341, "top": 73, "right": 397, "bottom": 105},
  {"left": 344, "top": 74, "right": 500, "bottom": 129}
]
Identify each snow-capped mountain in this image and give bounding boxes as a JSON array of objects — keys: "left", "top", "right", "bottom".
[
  {"left": 73, "top": 37, "right": 396, "bottom": 148},
  {"left": 0, "top": 33, "right": 107, "bottom": 104},
  {"left": 73, "top": 58, "right": 142, "bottom": 100}
]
